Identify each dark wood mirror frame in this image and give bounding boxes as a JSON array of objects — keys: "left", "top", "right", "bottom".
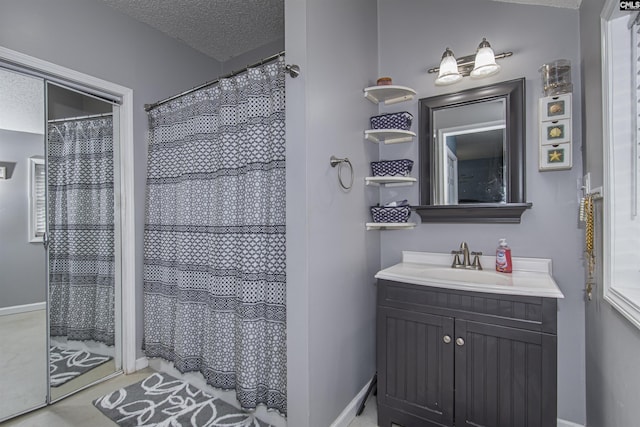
[{"left": 415, "top": 77, "right": 532, "bottom": 223}]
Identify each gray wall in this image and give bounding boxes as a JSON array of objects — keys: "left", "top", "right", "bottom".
[
  {"left": 580, "top": 0, "right": 604, "bottom": 185},
  {"left": 0, "top": 130, "right": 46, "bottom": 308},
  {"left": 378, "top": 0, "right": 585, "bottom": 424},
  {"left": 0, "top": 0, "right": 223, "bottom": 356},
  {"left": 222, "top": 38, "right": 284, "bottom": 74},
  {"left": 285, "top": 0, "right": 380, "bottom": 425},
  {"left": 581, "top": 1, "right": 640, "bottom": 426}
]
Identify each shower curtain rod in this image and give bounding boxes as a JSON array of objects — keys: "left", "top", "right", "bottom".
[
  {"left": 144, "top": 50, "right": 286, "bottom": 112},
  {"left": 47, "top": 111, "right": 113, "bottom": 123}
]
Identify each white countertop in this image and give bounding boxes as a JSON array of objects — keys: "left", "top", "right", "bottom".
[{"left": 375, "top": 251, "right": 564, "bottom": 299}]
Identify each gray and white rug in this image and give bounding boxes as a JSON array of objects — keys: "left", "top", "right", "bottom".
[
  {"left": 93, "top": 372, "right": 271, "bottom": 427},
  {"left": 50, "top": 346, "right": 112, "bottom": 387}
]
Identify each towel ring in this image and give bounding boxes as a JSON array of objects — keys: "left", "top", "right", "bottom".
[{"left": 330, "top": 155, "right": 354, "bottom": 190}]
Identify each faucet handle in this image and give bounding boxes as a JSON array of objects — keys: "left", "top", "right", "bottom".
[
  {"left": 451, "top": 250, "right": 463, "bottom": 268},
  {"left": 471, "top": 251, "right": 483, "bottom": 270}
]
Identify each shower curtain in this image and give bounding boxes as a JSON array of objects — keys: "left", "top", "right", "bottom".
[
  {"left": 143, "top": 58, "right": 287, "bottom": 415},
  {"left": 48, "top": 117, "right": 115, "bottom": 346}
]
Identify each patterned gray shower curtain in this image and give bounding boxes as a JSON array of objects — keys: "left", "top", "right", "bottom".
[
  {"left": 143, "top": 58, "right": 287, "bottom": 415},
  {"left": 48, "top": 117, "right": 115, "bottom": 346}
]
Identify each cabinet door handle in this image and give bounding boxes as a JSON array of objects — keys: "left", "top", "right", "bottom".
[
  {"left": 456, "top": 337, "right": 465, "bottom": 346},
  {"left": 443, "top": 335, "right": 452, "bottom": 344}
]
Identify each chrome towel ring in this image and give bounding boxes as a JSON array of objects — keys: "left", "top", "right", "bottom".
[{"left": 330, "top": 155, "right": 354, "bottom": 190}]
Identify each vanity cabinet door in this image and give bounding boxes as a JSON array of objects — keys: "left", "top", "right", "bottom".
[
  {"left": 454, "top": 319, "right": 557, "bottom": 427},
  {"left": 377, "top": 307, "right": 455, "bottom": 427}
]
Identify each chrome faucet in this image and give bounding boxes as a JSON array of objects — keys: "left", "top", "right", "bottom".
[
  {"left": 461, "top": 242, "right": 471, "bottom": 267},
  {"left": 451, "top": 242, "right": 483, "bottom": 270}
]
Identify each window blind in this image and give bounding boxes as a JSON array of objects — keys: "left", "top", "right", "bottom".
[{"left": 34, "top": 162, "right": 45, "bottom": 236}]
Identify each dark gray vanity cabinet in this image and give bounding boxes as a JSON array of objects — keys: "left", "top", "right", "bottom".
[{"left": 376, "top": 279, "right": 558, "bottom": 427}]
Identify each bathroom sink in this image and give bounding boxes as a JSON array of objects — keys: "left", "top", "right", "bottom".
[
  {"left": 375, "top": 251, "right": 565, "bottom": 298},
  {"left": 417, "top": 266, "right": 513, "bottom": 286}
]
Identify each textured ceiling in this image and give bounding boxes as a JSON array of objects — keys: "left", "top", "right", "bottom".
[
  {"left": 100, "top": 0, "right": 580, "bottom": 63},
  {"left": 101, "top": 0, "right": 284, "bottom": 62}
]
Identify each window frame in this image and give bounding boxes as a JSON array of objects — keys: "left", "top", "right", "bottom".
[{"left": 601, "top": 0, "right": 640, "bottom": 329}]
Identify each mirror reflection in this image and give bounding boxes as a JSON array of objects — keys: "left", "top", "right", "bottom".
[
  {"left": 0, "top": 67, "right": 48, "bottom": 421},
  {"left": 0, "top": 65, "right": 123, "bottom": 423},
  {"left": 47, "top": 83, "right": 120, "bottom": 401},
  {"left": 433, "top": 99, "right": 506, "bottom": 204},
  {"left": 417, "top": 78, "right": 529, "bottom": 223}
]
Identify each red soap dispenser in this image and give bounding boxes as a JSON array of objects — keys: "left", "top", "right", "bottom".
[{"left": 495, "top": 238, "right": 512, "bottom": 273}]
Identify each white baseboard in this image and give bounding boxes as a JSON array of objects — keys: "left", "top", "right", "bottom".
[
  {"left": 134, "top": 357, "right": 149, "bottom": 371},
  {"left": 330, "top": 377, "right": 373, "bottom": 427},
  {"left": 558, "top": 419, "right": 584, "bottom": 427},
  {"left": 0, "top": 302, "right": 46, "bottom": 316}
]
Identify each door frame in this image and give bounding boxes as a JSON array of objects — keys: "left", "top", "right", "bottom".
[
  {"left": 444, "top": 145, "right": 458, "bottom": 205},
  {"left": 0, "top": 46, "right": 137, "bottom": 374}
]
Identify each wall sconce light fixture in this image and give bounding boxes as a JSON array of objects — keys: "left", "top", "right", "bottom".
[
  {"left": 429, "top": 38, "right": 512, "bottom": 86},
  {"left": 435, "top": 48, "right": 462, "bottom": 86}
]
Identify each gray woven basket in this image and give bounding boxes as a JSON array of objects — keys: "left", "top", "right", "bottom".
[
  {"left": 370, "top": 111, "right": 413, "bottom": 130},
  {"left": 371, "top": 159, "right": 414, "bottom": 177},
  {"left": 370, "top": 205, "right": 411, "bottom": 223}
]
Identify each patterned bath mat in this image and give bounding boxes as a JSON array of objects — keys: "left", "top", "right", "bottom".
[
  {"left": 93, "top": 372, "right": 271, "bottom": 426},
  {"left": 50, "top": 346, "right": 112, "bottom": 387}
]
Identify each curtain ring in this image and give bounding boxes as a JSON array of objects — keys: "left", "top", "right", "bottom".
[{"left": 330, "top": 155, "right": 354, "bottom": 190}]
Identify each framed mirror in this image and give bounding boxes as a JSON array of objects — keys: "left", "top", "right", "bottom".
[{"left": 416, "top": 77, "right": 531, "bottom": 223}]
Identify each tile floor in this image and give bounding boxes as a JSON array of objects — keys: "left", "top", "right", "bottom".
[
  {"left": 347, "top": 392, "right": 379, "bottom": 427},
  {"left": 2, "top": 368, "right": 154, "bottom": 427},
  {"left": 0, "top": 309, "right": 123, "bottom": 425},
  {"left": 0, "top": 310, "right": 47, "bottom": 420}
]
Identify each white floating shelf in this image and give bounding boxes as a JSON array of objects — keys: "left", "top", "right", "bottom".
[
  {"left": 366, "top": 222, "right": 417, "bottom": 231},
  {"left": 365, "top": 176, "right": 417, "bottom": 187},
  {"left": 364, "top": 85, "right": 417, "bottom": 105},
  {"left": 364, "top": 129, "right": 416, "bottom": 144}
]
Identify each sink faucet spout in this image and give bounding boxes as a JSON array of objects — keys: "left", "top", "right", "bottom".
[{"left": 460, "top": 242, "right": 470, "bottom": 267}]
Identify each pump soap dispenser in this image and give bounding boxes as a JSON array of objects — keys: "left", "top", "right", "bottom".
[{"left": 495, "top": 238, "right": 513, "bottom": 273}]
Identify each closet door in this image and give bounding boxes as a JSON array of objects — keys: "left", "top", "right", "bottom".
[
  {"left": 46, "top": 82, "right": 122, "bottom": 402},
  {"left": 0, "top": 67, "right": 48, "bottom": 422}
]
